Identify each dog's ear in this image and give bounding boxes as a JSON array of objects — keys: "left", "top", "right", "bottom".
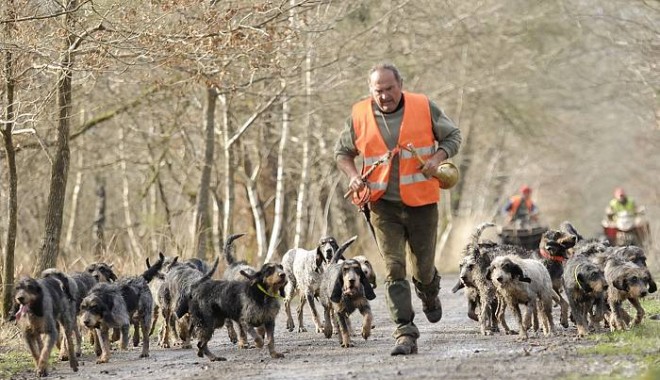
[
  {"left": 648, "top": 278, "right": 657, "bottom": 294},
  {"left": 240, "top": 269, "right": 257, "bottom": 281},
  {"left": 330, "top": 276, "right": 344, "bottom": 303},
  {"left": 357, "top": 266, "right": 376, "bottom": 301},
  {"left": 451, "top": 279, "right": 464, "bottom": 293},
  {"left": 485, "top": 266, "right": 493, "bottom": 281},
  {"left": 612, "top": 278, "right": 627, "bottom": 291},
  {"left": 315, "top": 249, "right": 325, "bottom": 272},
  {"left": 167, "top": 256, "right": 179, "bottom": 270},
  {"left": 576, "top": 272, "right": 592, "bottom": 293},
  {"left": 102, "top": 266, "right": 118, "bottom": 282},
  {"left": 506, "top": 262, "right": 529, "bottom": 283}
]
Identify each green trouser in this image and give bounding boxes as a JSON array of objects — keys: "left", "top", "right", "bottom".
[{"left": 370, "top": 199, "right": 440, "bottom": 339}]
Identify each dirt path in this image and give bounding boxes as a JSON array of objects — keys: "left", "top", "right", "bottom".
[{"left": 19, "top": 275, "right": 643, "bottom": 380}]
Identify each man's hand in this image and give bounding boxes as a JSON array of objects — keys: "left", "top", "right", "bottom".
[
  {"left": 348, "top": 175, "right": 366, "bottom": 193},
  {"left": 421, "top": 149, "right": 448, "bottom": 178}
]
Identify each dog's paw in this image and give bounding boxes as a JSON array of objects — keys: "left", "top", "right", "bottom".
[
  {"left": 297, "top": 326, "right": 307, "bottom": 333},
  {"left": 361, "top": 327, "right": 371, "bottom": 340},
  {"left": 270, "top": 352, "right": 285, "bottom": 359},
  {"left": 210, "top": 356, "right": 227, "bottom": 362}
]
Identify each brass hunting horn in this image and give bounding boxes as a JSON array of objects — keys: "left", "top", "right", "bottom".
[{"left": 406, "top": 143, "right": 459, "bottom": 189}]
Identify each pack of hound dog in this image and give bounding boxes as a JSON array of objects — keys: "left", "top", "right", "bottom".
[
  {"left": 454, "top": 221, "right": 656, "bottom": 340},
  {"left": 8, "top": 226, "right": 655, "bottom": 376}
]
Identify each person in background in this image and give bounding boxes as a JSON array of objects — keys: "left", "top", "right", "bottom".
[
  {"left": 606, "top": 187, "right": 639, "bottom": 221},
  {"left": 503, "top": 184, "right": 539, "bottom": 225}
]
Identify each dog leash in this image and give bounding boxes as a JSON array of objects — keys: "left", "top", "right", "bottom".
[
  {"left": 256, "top": 283, "right": 283, "bottom": 300},
  {"left": 344, "top": 149, "right": 399, "bottom": 260},
  {"left": 573, "top": 264, "right": 583, "bottom": 291}
]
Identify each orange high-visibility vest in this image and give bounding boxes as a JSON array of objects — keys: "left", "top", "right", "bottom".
[
  {"left": 509, "top": 195, "right": 534, "bottom": 217},
  {"left": 352, "top": 92, "right": 439, "bottom": 206}
]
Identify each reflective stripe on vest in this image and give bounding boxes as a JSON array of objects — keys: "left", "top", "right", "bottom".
[{"left": 351, "top": 92, "right": 440, "bottom": 206}]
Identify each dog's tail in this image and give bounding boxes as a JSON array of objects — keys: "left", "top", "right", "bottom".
[
  {"left": 175, "top": 257, "right": 220, "bottom": 318},
  {"left": 194, "top": 256, "right": 220, "bottom": 286},
  {"left": 41, "top": 269, "right": 76, "bottom": 302},
  {"left": 223, "top": 233, "right": 246, "bottom": 265},
  {"left": 470, "top": 222, "right": 496, "bottom": 247},
  {"left": 141, "top": 252, "right": 165, "bottom": 283},
  {"left": 330, "top": 235, "right": 358, "bottom": 264}
]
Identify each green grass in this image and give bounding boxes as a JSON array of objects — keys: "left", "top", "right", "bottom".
[
  {"left": 573, "top": 298, "right": 660, "bottom": 380},
  {"left": 0, "top": 349, "right": 36, "bottom": 379}
]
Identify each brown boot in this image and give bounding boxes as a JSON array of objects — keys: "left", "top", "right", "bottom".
[{"left": 390, "top": 335, "right": 418, "bottom": 356}]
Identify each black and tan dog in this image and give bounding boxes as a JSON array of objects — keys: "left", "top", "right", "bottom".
[
  {"left": 562, "top": 254, "right": 608, "bottom": 338},
  {"left": 184, "top": 262, "right": 287, "bottom": 361},
  {"left": 319, "top": 236, "right": 376, "bottom": 348},
  {"left": 219, "top": 233, "right": 261, "bottom": 345},
  {"left": 532, "top": 223, "right": 578, "bottom": 328},
  {"left": 11, "top": 275, "right": 79, "bottom": 377},
  {"left": 80, "top": 253, "right": 164, "bottom": 363}
]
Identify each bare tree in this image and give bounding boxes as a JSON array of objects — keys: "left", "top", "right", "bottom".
[
  {"left": 194, "top": 86, "right": 218, "bottom": 259},
  {"left": 1, "top": 0, "right": 18, "bottom": 317}
]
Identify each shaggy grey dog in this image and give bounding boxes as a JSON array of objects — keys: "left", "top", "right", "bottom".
[
  {"left": 159, "top": 254, "right": 219, "bottom": 348},
  {"left": 185, "top": 262, "right": 288, "bottom": 361},
  {"left": 604, "top": 255, "right": 651, "bottom": 331},
  {"left": 219, "top": 233, "right": 261, "bottom": 345},
  {"left": 12, "top": 275, "right": 79, "bottom": 377},
  {"left": 562, "top": 254, "right": 608, "bottom": 337},
  {"left": 454, "top": 222, "right": 531, "bottom": 335},
  {"left": 488, "top": 255, "right": 559, "bottom": 340},
  {"left": 80, "top": 253, "right": 163, "bottom": 363}
]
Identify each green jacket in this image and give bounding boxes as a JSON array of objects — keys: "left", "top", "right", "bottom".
[{"left": 608, "top": 197, "right": 636, "bottom": 214}]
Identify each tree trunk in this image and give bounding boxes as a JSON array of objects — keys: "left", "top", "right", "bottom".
[
  {"left": 93, "top": 179, "right": 106, "bottom": 259},
  {"left": 35, "top": 0, "right": 78, "bottom": 273},
  {"left": 64, "top": 134, "right": 84, "bottom": 256},
  {"left": 240, "top": 143, "right": 267, "bottom": 259},
  {"left": 2, "top": 0, "right": 18, "bottom": 316},
  {"left": 194, "top": 86, "right": 217, "bottom": 259},
  {"left": 265, "top": 86, "right": 290, "bottom": 263},
  {"left": 119, "top": 124, "right": 142, "bottom": 257},
  {"left": 293, "top": 44, "right": 313, "bottom": 248},
  {"left": 219, "top": 94, "right": 235, "bottom": 237}
]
